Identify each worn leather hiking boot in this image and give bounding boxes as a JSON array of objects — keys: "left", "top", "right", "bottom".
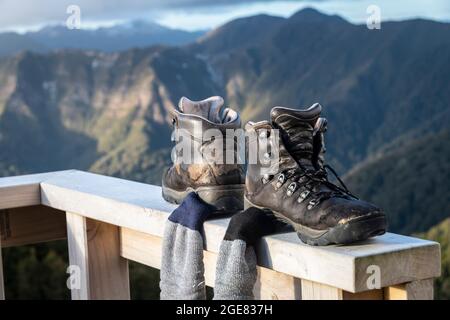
[
  {"left": 244, "top": 103, "right": 387, "bottom": 245},
  {"left": 162, "top": 96, "right": 245, "bottom": 211}
]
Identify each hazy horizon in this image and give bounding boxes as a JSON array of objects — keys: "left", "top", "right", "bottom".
[{"left": 1, "top": 0, "right": 449, "bottom": 34}]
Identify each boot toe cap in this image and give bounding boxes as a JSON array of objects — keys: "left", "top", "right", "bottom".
[{"left": 321, "top": 198, "right": 384, "bottom": 228}]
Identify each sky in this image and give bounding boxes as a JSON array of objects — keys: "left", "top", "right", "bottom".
[{"left": 1, "top": 0, "right": 449, "bottom": 33}]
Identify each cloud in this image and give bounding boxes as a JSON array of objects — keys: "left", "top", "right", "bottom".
[
  {"left": 1, "top": 0, "right": 448, "bottom": 32},
  {"left": 0, "top": 0, "right": 302, "bottom": 30}
]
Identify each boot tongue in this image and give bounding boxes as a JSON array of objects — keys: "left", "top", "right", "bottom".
[
  {"left": 178, "top": 96, "right": 227, "bottom": 123},
  {"left": 270, "top": 103, "right": 322, "bottom": 168}
]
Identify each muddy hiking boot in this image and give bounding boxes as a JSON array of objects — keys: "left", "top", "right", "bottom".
[
  {"left": 245, "top": 103, "right": 387, "bottom": 245},
  {"left": 162, "top": 96, "right": 245, "bottom": 211}
]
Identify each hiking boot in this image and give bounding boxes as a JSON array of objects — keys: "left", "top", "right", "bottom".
[
  {"left": 162, "top": 96, "right": 245, "bottom": 211},
  {"left": 244, "top": 103, "right": 387, "bottom": 245}
]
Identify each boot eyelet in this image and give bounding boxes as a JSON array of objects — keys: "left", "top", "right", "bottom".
[
  {"left": 259, "top": 130, "right": 269, "bottom": 139},
  {"left": 261, "top": 174, "right": 272, "bottom": 184},
  {"left": 286, "top": 182, "right": 297, "bottom": 197},
  {"left": 275, "top": 173, "right": 285, "bottom": 189},
  {"left": 297, "top": 190, "right": 310, "bottom": 203},
  {"left": 307, "top": 199, "right": 319, "bottom": 210}
]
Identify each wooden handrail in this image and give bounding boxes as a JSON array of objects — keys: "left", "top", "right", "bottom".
[{"left": 0, "top": 170, "right": 441, "bottom": 300}]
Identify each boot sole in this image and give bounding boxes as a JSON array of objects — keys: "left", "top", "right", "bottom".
[
  {"left": 162, "top": 183, "right": 245, "bottom": 212},
  {"left": 244, "top": 196, "right": 387, "bottom": 246}
]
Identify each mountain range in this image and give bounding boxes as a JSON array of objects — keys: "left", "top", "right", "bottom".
[
  {"left": 0, "top": 8, "right": 449, "bottom": 232},
  {"left": 0, "top": 7, "right": 449, "bottom": 299},
  {"left": 346, "top": 130, "right": 450, "bottom": 234},
  {"left": 0, "top": 20, "right": 205, "bottom": 56}
]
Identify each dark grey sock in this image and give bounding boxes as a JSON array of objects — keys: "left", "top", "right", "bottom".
[
  {"left": 160, "top": 193, "right": 214, "bottom": 300},
  {"left": 213, "top": 207, "right": 278, "bottom": 300}
]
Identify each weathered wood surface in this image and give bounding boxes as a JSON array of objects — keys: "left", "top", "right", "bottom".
[
  {"left": 66, "top": 212, "right": 90, "bottom": 300},
  {"left": 0, "top": 206, "right": 66, "bottom": 247},
  {"left": 384, "top": 278, "right": 434, "bottom": 300},
  {"left": 301, "top": 279, "right": 343, "bottom": 300},
  {"left": 120, "top": 227, "right": 302, "bottom": 299},
  {"left": 0, "top": 171, "right": 72, "bottom": 210},
  {"left": 66, "top": 212, "right": 130, "bottom": 300},
  {"left": 0, "top": 170, "right": 441, "bottom": 294},
  {"left": 0, "top": 236, "right": 4, "bottom": 300}
]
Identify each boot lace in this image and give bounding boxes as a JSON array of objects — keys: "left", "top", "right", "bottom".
[
  {"left": 265, "top": 118, "right": 357, "bottom": 209},
  {"left": 280, "top": 164, "right": 357, "bottom": 208}
]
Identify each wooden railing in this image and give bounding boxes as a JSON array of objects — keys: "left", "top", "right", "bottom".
[{"left": 0, "top": 170, "right": 441, "bottom": 300}]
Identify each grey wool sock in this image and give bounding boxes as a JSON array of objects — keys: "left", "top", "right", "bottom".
[
  {"left": 160, "top": 192, "right": 215, "bottom": 300},
  {"left": 213, "top": 207, "right": 278, "bottom": 300}
]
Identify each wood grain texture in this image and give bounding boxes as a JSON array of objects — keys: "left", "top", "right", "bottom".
[
  {"left": 306, "top": 281, "right": 384, "bottom": 300},
  {"left": 253, "top": 265, "right": 302, "bottom": 300},
  {"left": 301, "top": 279, "right": 343, "bottom": 300},
  {"left": 38, "top": 170, "right": 441, "bottom": 293},
  {"left": 384, "top": 285, "right": 407, "bottom": 300},
  {"left": 0, "top": 170, "right": 441, "bottom": 295},
  {"left": 120, "top": 227, "right": 302, "bottom": 300},
  {"left": 0, "top": 206, "right": 66, "bottom": 248},
  {"left": 86, "top": 218, "right": 130, "bottom": 300},
  {"left": 66, "top": 212, "right": 89, "bottom": 300},
  {"left": 354, "top": 240, "right": 441, "bottom": 292},
  {"left": 404, "top": 279, "right": 434, "bottom": 300},
  {"left": 0, "top": 171, "right": 72, "bottom": 210},
  {"left": 343, "top": 289, "right": 384, "bottom": 300},
  {"left": 384, "top": 278, "right": 434, "bottom": 300},
  {"left": 0, "top": 236, "right": 4, "bottom": 300},
  {"left": 66, "top": 212, "right": 130, "bottom": 300},
  {"left": 0, "top": 184, "right": 40, "bottom": 210}
]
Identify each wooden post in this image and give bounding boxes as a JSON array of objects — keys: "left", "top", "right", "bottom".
[
  {"left": 301, "top": 279, "right": 344, "bottom": 300},
  {"left": 384, "top": 279, "right": 434, "bottom": 300},
  {"left": 0, "top": 236, "right": 4, "bottom": 300},
  {"left": 66, "top": 212, "right": 130, "bottom": 300},
  {"left": 342, "top": 289, "right": 384, "bottom": 300},
  {"left": 253, "top": 267, "right": 302, "bottom": 300},
  {"left": 0, "top": 171, "right": 441, "bottom": 300},
  {"left": 301, "top": 279, "right": 384, "bottom": 300}
]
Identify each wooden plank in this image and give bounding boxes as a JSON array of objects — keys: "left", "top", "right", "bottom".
[
  {"left": 0, "top": 170, "right": 72, "bottom": 210},
  {"left": 0, "top": 206, "right": 66, "bottom": 248},
  {"left": 66, "top": 212, "right": 130, "bottom": 300},
  {"left": 66, "top": 212, "right": 89, "bottom": 300},
  {"left": 38, "top": 170, "right": 441, "bottom": 293},
  {"left": 301, "top": 281, "right": 383, "bottom": 300},
  {"left": 301, "top": 279, "right": 343, "bottom": 300},
  {"left": 0, "top": 236, "right": 4, "bottom": 300},
  {"left": 354, "top": 241, "right": 441, "bottom": 293},
  {"left": 0, "top": 169, "right": 441, "bottom": 298},
  {"left": 0, "top": 184, "right": 40, "bottom": 210},
  {"left": 343, "top": 289, "right": 384, "bottom": 300},
  {"left": 86, "top": 218, "right": 130, "bottom": 300},
  {"left": 256, "top": 232, "right": 441, "bottom": 293},
  {"left": 405, "top": 279, "right": 434, "bottom": 300},
  {"left": 384, "top": 279, "right": 434, "bottom": 300},
  {"left": 41, "top": 171, "right": 174, "bottom": 241},
  {"left": 253, "top": 265, "right": 302, "bottom": 300},
  {"left": 384, "top": 285, "right": 407, "bottom": 300},
  {"left": 120, "top": 227, "right": 162, "bottom": 269},
  {"left": 120, "top": 227, "right": 302, "bottom": 300}
]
